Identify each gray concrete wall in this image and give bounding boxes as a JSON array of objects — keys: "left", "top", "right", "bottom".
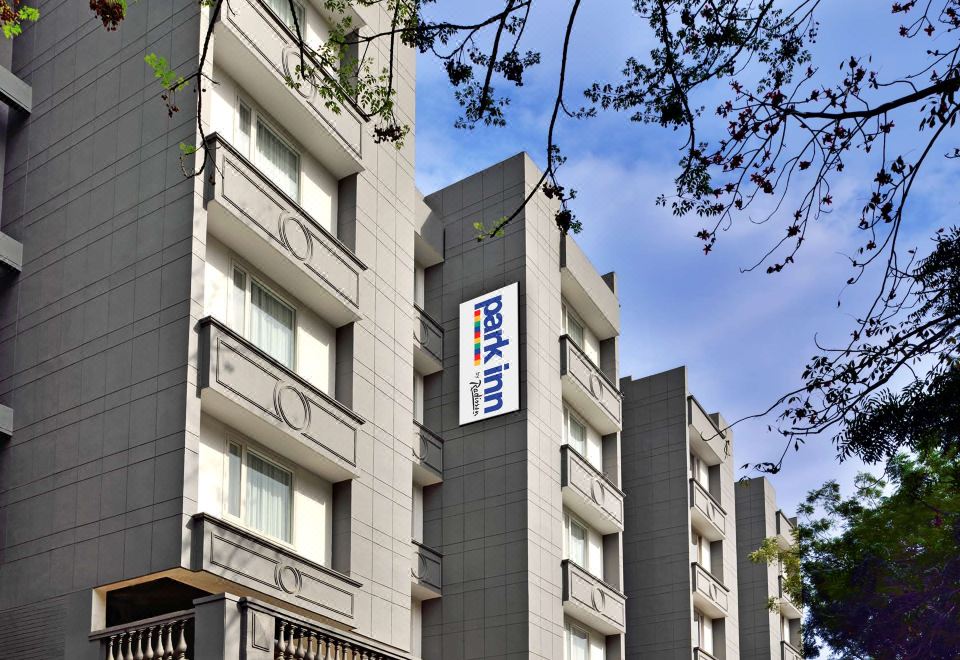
[
  {"left": 0, "top": 1, "right": 203, "bottom": 653},
  {"left": 735, "top": 477, "right": 781, "bottom": 659},
  {"left": 420, "top": 153, "right": 569, "bottom": 659},
  {"left": 621, "top": 367, "right": 740, "bottom": 660}
]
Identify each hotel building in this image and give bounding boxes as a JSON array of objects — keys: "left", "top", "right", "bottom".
[
  {"left": 0, "top": 2, "right": 626, "bottom": 659},
  {"left": 735, "top": 478, "right": 802, "bottom": 660},
  {"left": 620, "top": 367, "right": 741, "bottom": 660}
]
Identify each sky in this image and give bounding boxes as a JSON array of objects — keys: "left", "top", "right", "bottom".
[{"left": 413, "top": 1, "right": 950, "bottom": 515}]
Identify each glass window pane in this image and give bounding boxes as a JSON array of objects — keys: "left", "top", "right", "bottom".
[
  {"left": 266, "top": 0, "right": 304, "bottom": 30},
  {"left": 245, "top": 452, "right": 292, "bottom": 542},
  {"left": 256, "top": 119, "right": 299, "bottom": 200},
  {"left": 569, "top": 519, "right": 587, "bottom": 566},
  {"left": 227, "top": 442, "right": 242, "bottom": 517},
  {"left": 237, "top": 103, "right": 252, "bottom": 156},
  {"left": 250, "top": 281, "right": 295, "bottom": 368},
  {"left": 569, "top": 627, "right": 589, "bottom": 660},
  {"left": 567, "top": 311, "right": 584, "bottom": 349},
  {"left": 568, "top": 414, "right": 586, "bottom": 455}
]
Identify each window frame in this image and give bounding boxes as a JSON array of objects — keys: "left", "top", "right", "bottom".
[
  {"left": 563, "top": 303, "right": 586, "bottom": 350},
  {"left": 565, "top": 407, "right": 588, "bottom": 456},
  {"left": 223, "top": 434, "right": 297, "bottom": 547},
  {"left": 566, "top": 623, "right": 590, "bottom": 660},
  {"left": 566, "top": 512, "right": 589, "bottom": 568},
  {"left": 264, "top": 0, "right": 306, "bottom": 33},
  {"left": 235, "top": 96, "right": 302, "bottom": 202},
  {"left": 230, "top": 260, "right": 298, "bottom": 370}
]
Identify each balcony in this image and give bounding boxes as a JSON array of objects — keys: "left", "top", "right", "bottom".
[
  {"left": 413, "top": 305, "right": 443, "bottom": 375},
  {"left": 779, "top": 575, "right": 802, "bottom": 619},
  {"left": 782, "top": 640, "right": 803, "bottom": 660},
  {"left": 213, "top": 0, "right": 365, "bottom": 177},
  {"left": 693, "top": 648, "right": 718, "bottom": 660},
  {"left": 197, "top": 316, "right": 364, "bottom": 481},
  {"left": 0, "top": 404, "right": 11, "bottom": 439},
  {"left": 0, "top": 230, "right": 22, "bottom": 271},
  {"left": 691, "top": 563, "right": 729, "bottom": 619},
  {"left": 561, "top": 560, "right": 626, "bottom": 635},
  {"left": 204, "top": 134, "right": 365, "bottom": 327},
  {"left": 561, "top": 445, "right": 624, "bottom": 534},
  {"left": 411, "top": 541, "right": 442, "bottom": 600},
  {"left": 191, "top": 513, "right": 360, "bottom": 627},
  {"left": 560, "top": 234, "right": 619, "bottom": 340},
  {"left": 688, "top": 396, "right": 727, "bottom": 465},
  {"left": 91, "top": 596, "right": 407, "bottom": 660},
  {"left": 412, "top": 421, "right": 443, "bottom": 486},
  {"left": 560, "top": 336, "right": 622, "bottom": 435},
  {"left": 776, "top": 510, "right": 796, "bottom": 548},
  {"left": 689, "top": 479, "right": 726, "bottom": 542},
  {"left": 91, "top": 609, "right": 193, "bottom": 660}
]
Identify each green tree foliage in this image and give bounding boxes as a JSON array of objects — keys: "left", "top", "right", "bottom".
[
  {"left": 797, "top": 444, "right": 960, "bottom": 658},
  {"left": 749, "top": 536, "right": 802, "bottom": 615}
]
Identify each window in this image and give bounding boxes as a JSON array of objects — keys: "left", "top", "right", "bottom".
[
  {"left": 236, "top": 100, "right": 300, "bottom": 201},
  {"left": 231, "top": 265, "right": 296, "bottom": 369},
  {"left": 567, "top": 625, "right": 589, "bottom": 660},
  {"left": 226, "top": 441, "right": 294, "bottom": 543},
  {"left": 413, "top": 372, "right": 424, "bottom": 423},
  {"left": 692, "top": 610, "right": 703, "bottom": 648},
  {"left": 564, "top": 304, "right": 585, "bottom": 349},
  {"left": 265, "top": 0, "right": 305, "bottom": 32},
  {"left": 414, "top": 263, "right": 425, "bottom": 307},
  {"left": 566, "top": 409, "right": 587, "bottom": 456},
  {"left": 568, "top": 517, "right": 587, "bottom": 566},
  {"left": 690, "top": 452, "right": 708, "bottom": 485}
]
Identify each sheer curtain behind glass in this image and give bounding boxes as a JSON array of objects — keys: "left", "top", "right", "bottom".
[
  {"left": 266, "top": 0, "right": 304, "bottom": 31},
  {"left": 256, "top": 119, "right": 299, "bottom": 200},
  {"left": 245, "top": 453, "right": 292, "bottom": 542},
  {"left": 569, "top": 627, "right": 589, "bottom": 660},
  {"left": 250, "top": 281, "right": 295, "bottom": 368}
]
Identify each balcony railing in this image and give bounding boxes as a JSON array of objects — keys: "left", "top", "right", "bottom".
[
  {"left": 560, "top": 444, "right": 624, "bottom": 534},
  {"left": 413, "top": 305, "right": 443, "bottom": 374},
  {"left": 561, "top": 559, "right": 626, "bottom": 635},
  {"left": 204, "top": 134, "right": 366, "bottom": 327},
  {"left": 782, "top": 640, "right": 804, "bottom": 660},
  {"left": 91, "top": 610, "right": 194, "bottom": 660},
  {"left": 191, "top": 514, "right": 361, "bottom": 626},
  {"left": 689, "top": 478, "right": 726, "bottom": 541},
  {"left": 776, "top": 509, "right": 796, "bottom": 548},
  {"left": 559, "top": 335, "right": 622, "bottom": 435},
  {"left": 688, "top": 396, "right": 727, "bottom": 465},
  {"left": 214, "top": 0, "right": 365, "bottom": 175},
  {"left": 779, "top": 574, "right": 802, "bottom": 619},
  {"left": 411, "top": 541, "right": 442, "bottom": 600},
  {"left": 691, "top": 562, "right": 729, "bottom": 618},
  {"left": 693, "top": 648, "right": 718, "bottom": 660},
  {"left": 412, "top": 421, "right": 443, "bottom": 485},
  {"left": 197, "top": 316, "right": 363, "bottom": 481}
]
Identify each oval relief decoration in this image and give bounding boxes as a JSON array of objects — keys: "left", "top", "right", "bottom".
[
  {"left": 274, "top": 383, "right": 311, "bottom": 431},
  {"left": 280, "top": 45, "right": 316, "bottom": 102},
  {"left": 275, "top": 564, "right": 303, "bottom": 594},
  {"left": 279, "top": 214, "right": 313, "bottom": 262},
  {"left": 412, "top": 553, "right": 428, "bottom": 580},
  {"left": 590, "top": 477, "right": 605, "bottom": 507},
  {"left": 591, "top": 584, "right": 606, "bottom": 612},
  {"left": 589, "top": 373, "right": 603, "bottom": 401}
]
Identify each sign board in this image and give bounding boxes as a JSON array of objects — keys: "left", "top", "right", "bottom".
[{"left": 458, "top": 283, "right": 520, "bottom": 425}]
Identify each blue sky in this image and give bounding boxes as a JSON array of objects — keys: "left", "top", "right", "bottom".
[{"left": 414, "top": 1, "right": 950, "bottom": 514}]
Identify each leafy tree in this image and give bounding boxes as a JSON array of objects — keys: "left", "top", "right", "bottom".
[
  {"left": 8, "top": 0, "right": 960, "bottom": 463},
  {"left": 796, "top": 444, "right": 960, "bottom": 658},
  {"left": 749, "top": 535, "right": 803, "bottom": 616}
]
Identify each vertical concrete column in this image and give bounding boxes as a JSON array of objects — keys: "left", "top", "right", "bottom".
[{"left": 193, "top": 593, "right": 243, "bottom": 660}]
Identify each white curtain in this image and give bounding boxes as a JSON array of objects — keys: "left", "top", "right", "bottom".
[
  {"left": 250, "top": 281, "right": 295, "bottom": 368},
  {"left": 227, "top": 443, "right": 242, "bottom": 517},
  {"left": 568, "top": 628, "right": 589, "bottom": 660},
  {"left": 245, "top": 452, "right": 292, "bottom": 542},
  {"left": 256, "top": 119, "right": 299, "bottom": 200},
  {"left": 237, "top": 103, "right": 252, "bottom": 156},
  {"left": 266, "top": 0, "right": 304, "bottom": 31},
  {"left": 568, "top": 414, "right": 587, "bottom": 455},
  {"left": 569, "top": 520, "right": 587, "bottom": 566}
]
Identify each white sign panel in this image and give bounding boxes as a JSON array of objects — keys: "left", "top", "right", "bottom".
[{"left": 458, "top": 283, "right": 520, "bottom": 425}]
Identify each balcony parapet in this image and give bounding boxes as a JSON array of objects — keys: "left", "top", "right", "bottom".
[
  {"left": 561, "top": 559, "right": 626, "bottom": 635},
  {"left": 411, "top": 540, "right": 442, "bottom": 599},
  {"left": 413, "top": 305, "right": 443, "bottom": 374},
  {"left": 0, "top": 231, "right": 22, "bottom": 272},
  {"left": 693, "top": 648, "right": 718, "bottom": 660},
  {"left": 197, "top": 316, "right": 363, "bottom": 481},
  {"left": 691, "top": 562, "right": 729, "bottom": 618},
  {"left": 782, "top": 640, "right": 803, "bottom": 660},
  {"left": 689, "top": 478, "right": 726, "bottom": 541},
  {"left": 412, "top": 421, "right": 443, "bottom": 485},
  {"left": 688, "top": 396, "right": 727, "bottom": 465},
  {"left": 191, "top": 513, "right": 361, "bottom": 626},
  {"left": 560, "top": 234, "right": 619, "bottom": 340},
  {"left": 776, "top": 509, "right": 796, "bottom": 548},
  {"left": 90, "top": 609, "right": 193, "bottom": 660},
  {"left": 779, "top": 574, "right": 802, "bottom": 619},
  {"left": 204, "top": 134, "right": 366, "bottom": 327},
  {"left": 561, "top": 444, "right": 624, "bottom": 534},
  {"left": 560, "top": 335, "right": 622, "bottom": 435}
]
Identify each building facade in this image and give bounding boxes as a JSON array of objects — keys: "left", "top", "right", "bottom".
[
  {"left": 735, "top": 478, "right": 802, "bottom": 660},
  {"left": 620, "top": 367, "right": 740, "bottom": 660},
  {"left": 0, "top": 2, "right": 626, "bottom": 659}
]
